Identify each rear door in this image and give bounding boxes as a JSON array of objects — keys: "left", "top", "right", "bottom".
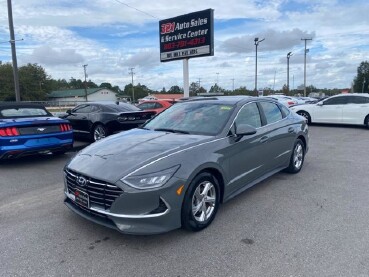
[
  {"left": 258, "top": 101, "right": 296, "bottom": 171},
  {"left": 342, "top": 96, "right": 369, "bottom": 125}
]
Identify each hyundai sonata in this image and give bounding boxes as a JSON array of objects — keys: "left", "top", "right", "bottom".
[{"left": 64, "top": 96, "right": 308, "bottom": 234}]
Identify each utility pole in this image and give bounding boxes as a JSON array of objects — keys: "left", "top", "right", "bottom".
[
  {"left": 129, "top": 68, "right": 135, "bottom": 103},
  {"left": 231, "top": 78, "right": 235, "bottom": 93},
  {"left": 301, "top": 38, "right": 312, "bottom": 97},
  {"left": 287, "top": 52, "right": 293, "bottom": 94},
  {"left": 254, "top": 37, "right": 265, "bottom": 96},
  {"left": 7, "top": 0, "right": 20, "bottom": 102},
  {"left": 83, "top": 64, "right": 88, "bottom": 101},
  {"left": 197, "top": 78, "right": 201, "bottom": 94}
]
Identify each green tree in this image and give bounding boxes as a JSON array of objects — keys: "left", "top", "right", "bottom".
[
  {"left": 121, "top": 83, "right": 154, "bottom": 102},
  {"left": 0, "top": 62, "right": 15, "bottom": 100},
  {"left": 168, "top": 85, "right": 183, "bottom": 93},
  {"left": 353, "top": 61, "right": 369, "bottom": 93},
  {"left": 233, "top": 86, "right": 252, "bottom": 95},
  {"left": 18, "top": 63, "right": 50, "bottom": 101},
  {"left": 209, "top": 84, "right": 225, "bottom": 93}
]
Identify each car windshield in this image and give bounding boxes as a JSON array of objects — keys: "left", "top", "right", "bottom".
[
  {"left": 0, "top": 107, "right": 51, "bottom": 118},
  {"left": 143, "top": 101, "right": 234, "bottom": 136}
]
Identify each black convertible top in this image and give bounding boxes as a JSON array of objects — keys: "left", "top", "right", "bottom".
[{"left": 0, "top": 102, "right": 48, "bottom": 109}]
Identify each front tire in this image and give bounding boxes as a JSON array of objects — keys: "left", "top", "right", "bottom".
[
  {"left": 181, "top": 172, "right": 220, "bottom": 232},
  {"left": 285, "top": 139, "right": 305, "bottom": 174},
  {"left": 91, "top": 124, "right": 107, "bottom": 142}
]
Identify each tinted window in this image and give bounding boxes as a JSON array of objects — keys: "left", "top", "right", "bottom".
[
  {"left": 279, "top": 104, "right": 290, "bottom": 118},
  {"left": 235, "top": 103, "right": 262, "bottom": 128},
  {"left": 347, "top": 96, "right": 369, "bottom": 104},
  {"left": 104, "top": 103, "right": 140, "bottom": 112},
  {"left": 73, "top": 105, "right": 92, "bottom": 113},
  {"left": 137, "top": 102, "right": 157, "bottom": 110},
  {"left": 260, "top": 102, "right": 283, "bottom": 124},
  {"left": 323, "top": 96, "right": 348, "bottom": 105},
  {"left": 90, "top": 105, "right": 100, "bottom": 112},
  {"left": 154, "top": 103, "right": 164, "bottom": 108}
]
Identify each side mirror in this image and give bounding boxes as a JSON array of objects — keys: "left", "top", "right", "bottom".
[
  {"left": 316, "top": 102, "right": 323, "bottom": 106},
  {"left": 235, "top": 124, "right": 257, "bottom": 136},
  {"left": 66, "top": 109, "right": 72, "bottom": 114}
]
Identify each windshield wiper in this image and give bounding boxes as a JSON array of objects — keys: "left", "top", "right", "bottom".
[{"left": 154, "top": 128, "right": 190, "bottom": 134}]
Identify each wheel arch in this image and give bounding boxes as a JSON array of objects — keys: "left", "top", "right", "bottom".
[
  {"left": 297, "top": 135, "right": 307, "bottom": 151},
  {"left": 296, "top": 110, "right": 311, "bottom": 123},
  {"left": 364, "top": 114, "right": 369, "bottom": 127},
  {"left": 190, "top": 167, "right": 225, "bottom": 204}
]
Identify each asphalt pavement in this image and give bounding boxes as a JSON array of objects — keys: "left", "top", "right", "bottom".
[{"left": 1, "top": 126, "right": 369, "bottom": 277}]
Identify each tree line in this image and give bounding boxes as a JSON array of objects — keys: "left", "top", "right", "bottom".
[{"left": 0, "top": 61, "right": 368, "bottom": 102}]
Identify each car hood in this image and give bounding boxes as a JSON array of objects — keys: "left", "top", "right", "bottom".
[{"left": 67, "top": 128, "right": 212, "bottom": 182}]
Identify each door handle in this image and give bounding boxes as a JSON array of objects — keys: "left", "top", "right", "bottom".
[
  {"left": 288, "top": 127, "right": 294, "bottom": 133},
  {"left": 81, "top": 116, "right": 87, "bottom": 119},
  {"left": 260, "top": 136, "right": 269, "bottom": 143}
]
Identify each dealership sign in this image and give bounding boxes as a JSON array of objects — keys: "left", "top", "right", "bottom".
[{"left": 159, "top": 9, "right": 214, "bottom": 62}]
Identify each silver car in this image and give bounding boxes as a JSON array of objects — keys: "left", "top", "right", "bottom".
[{"left": 64, "top": 96, "right": 308, "bottom": 234}]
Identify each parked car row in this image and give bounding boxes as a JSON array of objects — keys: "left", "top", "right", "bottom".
[{"left": 3, "top": 93, "right": 368, "bottom": 235}]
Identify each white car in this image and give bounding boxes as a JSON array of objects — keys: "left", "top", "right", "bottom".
[
  {"left": 290, "top": 94, "right": 369, "bottom": 128},
  {"left": 263, "top": 95, "right": 298, "bottom": 107}
]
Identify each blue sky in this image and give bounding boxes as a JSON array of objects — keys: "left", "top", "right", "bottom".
[{"left": 0, "top": 0, "right": 368, "bottom": 92}]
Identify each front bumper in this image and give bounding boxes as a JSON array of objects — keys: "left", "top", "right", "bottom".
[{"left": 64, "top": 176, "right": 187, "bottom": 235}]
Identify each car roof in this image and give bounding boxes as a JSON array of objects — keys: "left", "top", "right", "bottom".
[
  {"left": 326, "top": 93, "right": 369, "bottom": 99},
  {"left": 179, "top": 96, "right": 255, "bottom": 105}
]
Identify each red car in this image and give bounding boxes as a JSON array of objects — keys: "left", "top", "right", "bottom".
[{"left": 136, "top": 100, "right": 172, "bottom": 114}]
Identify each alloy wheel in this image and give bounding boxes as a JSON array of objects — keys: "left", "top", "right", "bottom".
[
  {"left": 93, "top": 125, "right": 106, "bottom": 141},
  {"left": 191, "top": 181, "right": 216, "bottom": 222},
  {"left": 293, "top": 143, "right": 304, "bottom": 170}
]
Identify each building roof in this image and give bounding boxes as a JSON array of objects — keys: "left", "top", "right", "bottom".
[
  {"left": 152, "top": 94, "right": 184, "bottom": 100},
  {"left": 48, "top": 88, "right": 115, "bottom": 98}
]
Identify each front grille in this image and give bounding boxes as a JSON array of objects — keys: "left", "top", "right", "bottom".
[
  {"left": 18, "top": 124, "right": 61, "bottom": 135},
  {"left": 65, "top": 169, "right": 123, "bottom": 210}
]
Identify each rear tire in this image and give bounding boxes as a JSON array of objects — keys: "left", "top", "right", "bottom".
[
  {"left": 297, "top": 111, "right": 311, "bottom": 124},
  {"left": 365, "top": 115, "right": 369, "bottom": 129},
  {"left": 285, "top": 139, "right": 305, "bottom": 174},
  {"left": 181, "top": 172, "right": 220, "bottom": 232}
]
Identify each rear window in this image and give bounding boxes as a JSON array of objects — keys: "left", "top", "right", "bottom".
[
  {"left": 0, "top": 107, "right": 51, "bottom": 118},
  {"left": 103, "top": 104, "right": 140, "bottom": 112}
]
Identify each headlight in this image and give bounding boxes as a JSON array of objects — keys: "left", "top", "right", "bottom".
[{"left": 122, "top": 165, "right": 180, "bottom": 190}]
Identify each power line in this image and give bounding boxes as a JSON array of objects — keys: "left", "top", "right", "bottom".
[{"left": 113, "top": 0, "right": 159, "bottom": 19}]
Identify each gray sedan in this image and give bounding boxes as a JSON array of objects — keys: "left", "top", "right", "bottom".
[{"left": 64, "top": 96, "right": 308, "bottom": 234}]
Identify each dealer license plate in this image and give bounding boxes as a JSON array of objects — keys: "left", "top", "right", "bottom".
[{"left": 74, "top": 189, "right": 89, "bottom": 208}]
